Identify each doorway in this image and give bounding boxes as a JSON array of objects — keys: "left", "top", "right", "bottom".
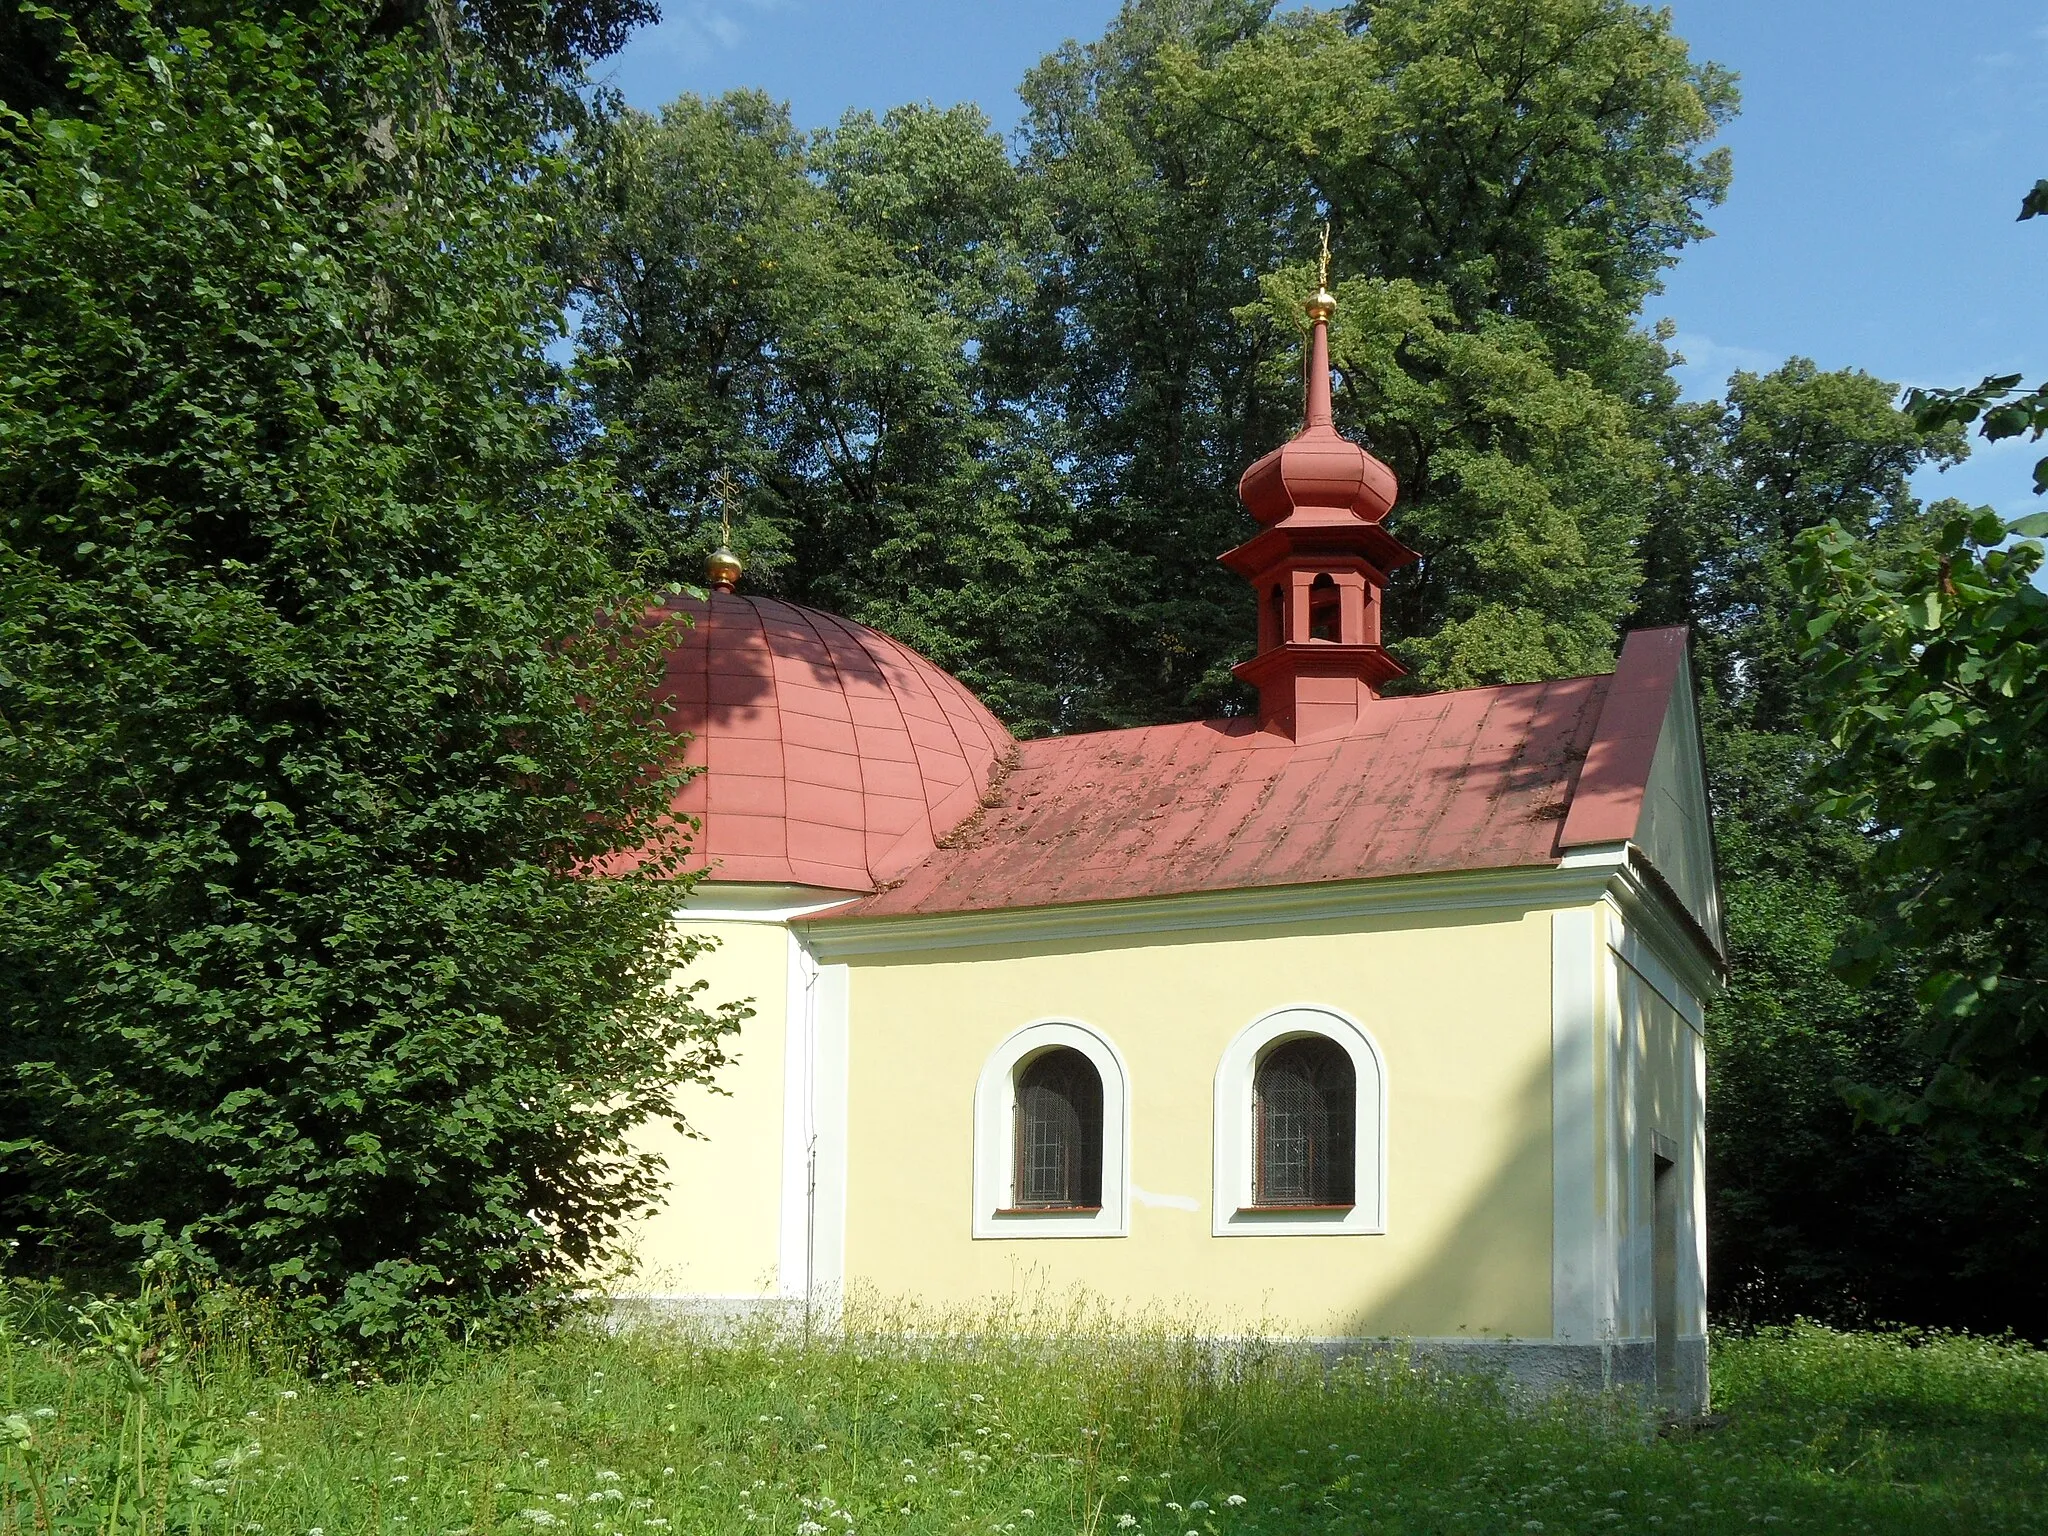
[{"left": 1653, "top": 1148, "right": 1679, "bottom": 1405}]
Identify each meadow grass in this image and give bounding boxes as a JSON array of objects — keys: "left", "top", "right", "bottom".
[{"left": 2, "top": 1282, "right": 2044, "bottom": 1536}]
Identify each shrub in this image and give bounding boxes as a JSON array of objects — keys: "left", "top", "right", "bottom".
[{"left": 0, "top": 7, "right": 740, "bottom": 1349}]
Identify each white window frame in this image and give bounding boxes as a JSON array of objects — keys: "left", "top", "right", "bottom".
[
  {"left": 972, "top": 1019, "right": 1130, "bottom": 1239},
  {"left": 1212, "top": 1003, "right": 1386, "bottom": 1237}
]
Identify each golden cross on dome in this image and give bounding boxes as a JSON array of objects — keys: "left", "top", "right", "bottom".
[
  {"left": 705, "top": 471, "right": 744, "bottom": 594},
  {"left": 709, "top": 471, "right": 739, "bottom": 541}
]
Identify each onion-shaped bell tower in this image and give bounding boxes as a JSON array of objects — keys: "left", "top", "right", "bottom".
[{"left": 1220, "top": 267, "right": 1418, "bottom": 741}]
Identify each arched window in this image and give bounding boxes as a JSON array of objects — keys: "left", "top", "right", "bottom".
[
  {"left": 1307, "top": 573, "right": 1341, "bottom": 642},
  {"left": 1013, "top": 1048, "right": 1103, "bottom": 1209},
  {"left": 1253, "top": 1037, "right": 1355, "bottom": 1207},
  {"left": 1213, "top": 1005, "right": 1384, "bottom": 1236},
  {"left": 975, "top": 1020, "right": 1129, "bottom": 1238},
  {"left": 1267, "top": 584, "right": 1287, "bottom": 648}
]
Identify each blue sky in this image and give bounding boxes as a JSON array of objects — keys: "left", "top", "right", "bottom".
[{"left": 593, "top": 1, "right": 2048, "bottom": 516}]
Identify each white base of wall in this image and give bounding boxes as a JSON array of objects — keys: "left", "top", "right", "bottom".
[{"left": 603, "top": 1296, "right": 1708, "bottom": 1416}]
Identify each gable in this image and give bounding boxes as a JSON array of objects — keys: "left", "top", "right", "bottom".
[
  {"left": 1557, "top": 627, "right": 1724, "bottom": 958},
  {"left": 1635, "top": 656, "right": 1724, "bottom": 952}
]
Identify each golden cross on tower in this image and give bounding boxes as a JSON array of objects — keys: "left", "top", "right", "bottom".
[{"left": 1306, "top": 222, "right": 1337, "bottom": 323}]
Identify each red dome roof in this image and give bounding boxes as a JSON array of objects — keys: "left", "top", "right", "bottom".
[
  {"left": 656, "top": 594, "right": 1013, "bottom": 892},
  {"left": 1234, "top": 307, "right": 1397, "bottom": 527},
  {"left": 1236, "top": 421, "right": 1398, "bottom": 526}
]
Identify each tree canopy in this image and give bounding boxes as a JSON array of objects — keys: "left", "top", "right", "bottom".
[
  {"left": 571, "top": 0, "right": 1736, "bottom": 728},
  {"left": 0, "top": 3, "right": 740, "bottom": 1347}
]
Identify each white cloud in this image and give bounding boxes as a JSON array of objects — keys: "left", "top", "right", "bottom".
[
  {"left": 1664, "top": 330, "right": 1784, "bottom": 400},
  {"left": 635, "top": 2, "right": 763, "bottom": 66}
]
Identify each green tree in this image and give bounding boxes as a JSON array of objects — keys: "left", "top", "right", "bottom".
[
  {"left": 569, "top": 93, "right": 1082, "bottom": 729},
  {"left": 1635, "top": 361, "right": 2048, "bottom": 1327},
  {"left": 1002, "top": 0, "right": 1733, "bottom": 717},
  {"left": 1181, "top": 0, "right": 1733, "bottom": 686},
  {"left": 1797, "top": 511, "right": 2048, "bottom": 1149},
  {"left": 571, "top": 0, "right": 1736, "bottom": 728},
  {"left": 0, "top": 6, "right": 740, "bottom": 1347}
]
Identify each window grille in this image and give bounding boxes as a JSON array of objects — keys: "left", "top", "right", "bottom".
[
  {"left": 1253, "top": 1035, "right": 1355, "bottom": 1206},
  {"left": 1013, "top": 1047, "right": 1104, "bottom": 1209}
]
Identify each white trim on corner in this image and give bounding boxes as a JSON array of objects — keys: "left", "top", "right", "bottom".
[
  {"left": 1551, "top": 908, "right": 1606, "bottom": 1345},
  {"left": 681, "top": 882, "right": 863, "bottom": 924},
  {"left": 1211, "top": 1003, "right": 1386, "bottom": 1238},
  {"left": 807, "top": 956, "right": 851, "bottom": 1308},
  {"left": 775, "top": 931, "right": 851, "bottom": 1321},
  {"left": 972, "top": 1019, "right": 1131, "bottom": 1240},
  {"left": 776, "top": 932, "right": 817, "bottom": 1301}
]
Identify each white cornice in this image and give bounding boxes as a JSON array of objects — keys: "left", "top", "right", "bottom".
[
  {"left": 794, "top": 854, "right": 1723, "bottom": 985},
  {"left": 678, "top": 882, "right": 863, "bottom": 924}
]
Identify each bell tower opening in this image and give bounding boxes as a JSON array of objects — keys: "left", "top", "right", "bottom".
[{"left": 1307, "top": 574, "right": 1341, "bottom": 642}]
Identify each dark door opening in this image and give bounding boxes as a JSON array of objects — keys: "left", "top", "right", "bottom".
[{"left": 1653, "top": 1149, "right": 1678, "bottom": 1405}]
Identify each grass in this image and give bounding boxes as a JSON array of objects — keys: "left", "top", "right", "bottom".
[{"left": 2, "top": 1283, "right": 2045, "bottom": 1536}]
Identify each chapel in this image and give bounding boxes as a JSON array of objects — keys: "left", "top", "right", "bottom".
[{"left": 616, "top": 278, "right": 1726, "bottom": 1412}]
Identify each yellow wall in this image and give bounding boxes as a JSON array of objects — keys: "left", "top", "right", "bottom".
[
  {"left": 619, "top": 917, "right": 788, "bottom": 1297},
  {"left": 841, "top": 905, "right": 1558, "bottom": 1339}
]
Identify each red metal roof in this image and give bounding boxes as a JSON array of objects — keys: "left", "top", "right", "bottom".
[
  {"left": 837, "top": 666, "right": 1627, "bottom": 920},
  {"left": 656, "top": 594, "right": 1013, "bottom": 892},
  {"left": 1559, "top": 626, "right": 1688, "bottom": 849}
]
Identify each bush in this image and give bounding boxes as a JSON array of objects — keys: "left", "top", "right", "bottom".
[{"left": 0, "top": 8, "right": 740, "bottom": 1348}]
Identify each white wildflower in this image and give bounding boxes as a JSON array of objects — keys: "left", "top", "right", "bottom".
[
  {"left": 1117, "top": 1518, "right": 1138, "bottom": 1530},
  {"left": 1189, "top": 1503, "right": 1208, "bottom": 1512},
  {"left": 519, "top": 1513, "right": 558, "bottom": 1528},
  {"left": 596, "top": 1470, "right": 620, "bottom": 1483},
  {"left": 1224, "top": 1496, "right": 1246, "bottom": 1508}
]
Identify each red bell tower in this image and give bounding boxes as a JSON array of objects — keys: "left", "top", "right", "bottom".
[{"left": 1220, "top": 262, "right": 1417, "bottom": 741}]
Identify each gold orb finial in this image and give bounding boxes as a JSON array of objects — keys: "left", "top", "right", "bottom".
[
  {"left": 1305, "top": 221, "right": 1337, "bottom": 321},
  {"left": 706, "top": 544, "right": 742, "bottom": 594}
]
